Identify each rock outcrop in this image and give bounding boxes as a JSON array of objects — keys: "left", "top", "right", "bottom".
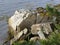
[{"left": 8, "top": 9, "right": 54, "bottom": 45}]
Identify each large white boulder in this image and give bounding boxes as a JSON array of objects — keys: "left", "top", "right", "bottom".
[
  {"left": 8, "top": 9, "right": 30, "bottom": 32},
  {"left": 8, "top": 9, "right": 31, "bottom": 38}
]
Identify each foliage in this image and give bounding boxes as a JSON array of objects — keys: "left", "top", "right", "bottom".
[
  {"left": 13, "top": 40, "right": 36, "bottom": 45},
  {"left": 46, "top": 5, "right": 60, "bottom": 17},
  {"left": 46, "top": 5, "right": 60, "bottom": 16},
  {"left": 55, "top": 24, "right": 60, "bottom": 30},
  {"left": 13, "top": 30, "right": 60, "bottom": 45},
  {"left": 40, "top": 32, "right": 60, "bottom": 45}
]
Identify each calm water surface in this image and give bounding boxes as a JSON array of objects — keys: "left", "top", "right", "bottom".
[{"left": 0, "top": 0, "right": 60, "bottom": 45}]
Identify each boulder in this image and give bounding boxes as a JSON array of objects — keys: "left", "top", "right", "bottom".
[
  {"left": 31, "top": 24, "right": 42, "bottom": 34},
  {"left": 8, "top": 9, "right": 30, "bottom": 37},
  {"left": 31, "top": 22, "right": 52, "bottom": 39},
  {"left": 31, "top": 24, "right": 46, "bottom": 39}
]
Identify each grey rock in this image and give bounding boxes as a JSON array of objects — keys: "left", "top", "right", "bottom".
[
  {"left": 31, "top": 24, "right": 46, "bottom": 39},
  {"left": 31, "top": 22, "right": 52, "bottom": 39},
  {"left": 8, "top": 9, "right": 30, "bottom": 36}
]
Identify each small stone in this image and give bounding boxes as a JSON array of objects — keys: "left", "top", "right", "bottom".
[{"left": 23, "top": 28, "right": 28, "bottom": 34}]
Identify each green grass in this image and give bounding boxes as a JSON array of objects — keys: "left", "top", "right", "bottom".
[
  {"left": 13, "top": 40, "right": 36, "bottom": 45},
  {"left": 39, "top": 31, "right": 60, "bottom": 45}
]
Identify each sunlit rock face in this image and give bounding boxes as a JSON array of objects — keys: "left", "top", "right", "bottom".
[
  {"left": 8, "top": 9, "right": 30, "bottom": 30},
  {"left": 8, "top": 9, "right": 30, "bottom": 36}
]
